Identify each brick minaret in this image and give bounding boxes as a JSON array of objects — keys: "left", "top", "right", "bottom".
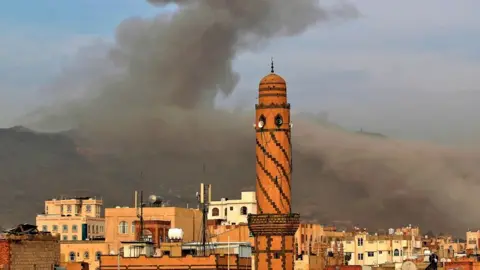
[{"left": 248, "top": 60, "right": 300, "bottom": 270}]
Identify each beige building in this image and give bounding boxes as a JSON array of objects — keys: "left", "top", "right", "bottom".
[
  {"left": 208, "top": 191, "right": 256, "bottom": 225},
  {"left": 343, "top": 231, "right": 421, "bottom": 266},
  {"left": 36, "top": 197, "right": 105, "bottom": 241},
  {"left": 105, "top": 205, "right": 202, "bottom": 252},
  {"left": 60, "top": 240, "right": 110, "bottom": 268},
  {"left": 467, "top": 230, "right": 480, "bottom": 252}
]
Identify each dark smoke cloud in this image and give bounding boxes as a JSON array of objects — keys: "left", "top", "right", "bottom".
[{"left": 17, "top": 0, "right": 480, "bottom": 235}]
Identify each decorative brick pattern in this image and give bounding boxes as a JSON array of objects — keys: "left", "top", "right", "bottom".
[{"left": 0, "top": 241, "right": 11, "bottom": 267}]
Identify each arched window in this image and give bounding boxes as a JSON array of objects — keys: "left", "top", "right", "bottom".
[
  {"left": 143, "top": 229, "right": 153, "bottom": 242},
  {"left": 131, "top": 221, "right": 136, "bottom": 234},
  {"left": 69, "top": 251, "right": 76, "bottom": 262},
  {"left": 212, "top": 208, "right": 219, "bottom": 216},
  {"left": 84, "top": 251, "right": 89, "bottom": 259},
  {"left": 394, "top": 249, "right": 400, "bottom": 256},
  {"left": 118, "top": 221, "right": 128, "bottom": 234},
  {"left": 95, "top": 251, "right": 102, "bottom": 261},
  {"left": 240, "top": 206, "right": 248, "bottom": 215}
]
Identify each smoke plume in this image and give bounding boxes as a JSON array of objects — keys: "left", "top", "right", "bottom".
[{"left": 16, "top": 0, "right": 480, "bottom": 235}]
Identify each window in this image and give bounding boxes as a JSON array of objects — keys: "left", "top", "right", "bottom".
[
  {"left": 224, "top": 208, "right": 228, "bottom": 216},
  {"left": 86, "top": 205, "right": 92, "bottom": 212},
  {"left": 357, "top": 238, "right": 363, "bottom": 246},
  {"left": 95, "top": 251, "right": 102, "bottom": 261},
  {"left": 258, "top": 115, "right": 266, "bottom": 129},
  {"left": 240, "top": 206, "right": 248, "bottom": 215},
  {"left": 368, "top": 252, "right": 374, "bottom": 257},
  {"left": 84, "top": 251, "right": 89, "bottom": 259},
  {"left": 131, "top": 222, "right": 136, "bottom": 234},
  {"left": 52, "top": 225, "right": 58, "bottom": 232},
  {"left": 42, "top": 225, "right": 48, "bottom": 232},
  {"left": 274, "top": 114, "right": 283, "bottom": 127},
  {"left": 118, "top": 221, "right": 128, "bottom": 234},
  {"left": 274, "top": 252, "right": 281, "bottom": 259},
  {"left": 212, "top": 208, "right": 219, "bottom": 216},
  {"left": 394, "top": 249, "right": 400, "bottom": 256},
  {"left": 379, "top": 251, "right": 383, "bottom": 254},
  {"left": 67, "top": 205, "right": 72, "bottom": 213},
  {"left": 62, "top": 225, "right": 68, "bottom": 233},
  {"left": 45, "top": 206, "right": 48, "bottom": 214},
  {"left": 62, "top": 235, "right": 68, "bottom": 240},
  {"left": 72, "top": 235, "right": 78, "bottom": 241},
  {"left": 230, "top": 206, "right": 233, "bottom": 211},
  {"left": 69, "top": 251, "right": 76, "bottom": 261},
  {"left": 358, "top": 253, "right": 363, "bottom": 260},
  {"left": 72, "top": 225, "right": 78, "bottom": 233}
]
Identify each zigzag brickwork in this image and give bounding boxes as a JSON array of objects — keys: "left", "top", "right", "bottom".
[{"left": 249, "top": 68, "right": 300, "bottom": 270}]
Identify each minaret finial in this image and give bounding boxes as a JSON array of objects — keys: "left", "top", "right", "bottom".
[{"left": 271, "top": 57, "right": 274, "bottom": 73}]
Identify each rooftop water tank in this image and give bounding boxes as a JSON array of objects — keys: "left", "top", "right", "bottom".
[
  {"left": 148, "top": 195, "right": 163, "bottom": 205},
  {"left": 168, "top": 228, "right": 184, "bottom": 241}
]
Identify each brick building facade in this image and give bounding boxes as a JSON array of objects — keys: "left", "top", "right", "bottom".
[{"left": 0, "top": 232, "right": 60, "bottom": 269}]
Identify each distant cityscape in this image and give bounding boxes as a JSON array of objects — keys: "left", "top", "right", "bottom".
[{"left": 0, "top": 189, "right": 480, "bottom": 270}]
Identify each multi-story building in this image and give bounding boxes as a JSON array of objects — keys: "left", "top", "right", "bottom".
[
  {"left": 466, "top": 230, "right": 480, "bottom": 254},
  {"left": 342, "top": 231, "right": 422, "bottom": 266},
  {"left": 36, "top": 197, "right": 105, "bottom": 241},
  {"left": 207, "top": 191, "right": 256, "bottom": 225},
  {"left": 104, "top": 205, "right": 202, "bottom": 253}
]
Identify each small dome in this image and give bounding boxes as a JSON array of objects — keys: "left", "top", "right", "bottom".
[
  {"left": 259, "top": 73, "right": 286, "bottom": 85},
  {"left": 258, "top": 73, "right": 287, "bottom": 92}
]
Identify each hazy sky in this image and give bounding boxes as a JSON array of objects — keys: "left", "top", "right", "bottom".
[{"left": 2, "top": 0, "right": 480, "bottom": 143}]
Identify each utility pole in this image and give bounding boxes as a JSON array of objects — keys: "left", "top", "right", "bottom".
[
  {"left": 136, "top": 191, "right": 144, "bottom": 241},
  {"left": 197, "top": 182, "right": 211, "bottom": 256}
]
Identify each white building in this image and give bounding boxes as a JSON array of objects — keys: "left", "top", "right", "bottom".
[{"left": 207, "top": 191, "right": 256, "bottom": 225}]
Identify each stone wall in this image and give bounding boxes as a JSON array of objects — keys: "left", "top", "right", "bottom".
[{"left": 9, "top": 238, "right": 60, "bottom": 270}]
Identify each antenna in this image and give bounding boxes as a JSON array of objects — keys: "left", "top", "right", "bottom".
[
  {"left": 136, "top": 190, "right": 145, "bottom": 242},
  {"left": 271, "top": 57, "right": 274, "bottom": 73}
]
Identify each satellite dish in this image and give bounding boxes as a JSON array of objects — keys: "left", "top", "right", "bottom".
[
  {"left": 258, "top": 120, "right": 264, "bottom": 129},
  {"left": 401, "top": 261, "right": 417, "bottom": 270}
]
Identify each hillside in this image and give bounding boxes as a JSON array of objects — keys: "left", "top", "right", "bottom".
[
  {"left": 0, "top": 118, "right": 471, "bottom": 236},
  {"left": 0, "top": 126, "right": 102, "bottom": 226}
]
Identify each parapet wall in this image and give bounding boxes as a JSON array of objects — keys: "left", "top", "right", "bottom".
[{"left": 100, "top": 254, "right": 251, "bottom": 270}]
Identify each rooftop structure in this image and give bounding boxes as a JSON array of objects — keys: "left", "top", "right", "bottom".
[{"left": 208, "top": 191, "right": 257, "bottom": 225}]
